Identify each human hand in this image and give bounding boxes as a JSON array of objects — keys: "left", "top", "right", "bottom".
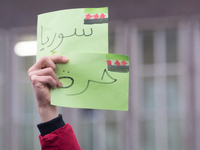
[{"left": 28, "top": 55, "right": 68, "bottom": 122}]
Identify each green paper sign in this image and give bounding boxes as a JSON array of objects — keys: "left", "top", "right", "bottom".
[
  {"left": 37, "top": 7, "right": 129, "bottom": 111},
  {"left": 37, "top": 7, "right": 108, "bottom": 60},
  {"left": 51, "top": 52, "right": 129, "bottom": 111}
]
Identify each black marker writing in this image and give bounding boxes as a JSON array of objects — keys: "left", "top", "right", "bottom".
[
  {"left": 41, "top": 26, "right": 49, "bottom": 45},
  {"left": 59, "top": 76, "right": 74, "bottom": 88},
  {"left": 48, "top": 33, "right": 57, "bottom": 47},
  {"left": 63, "top": 69, "right": 117, "bottom": 96},
  {"left": 40, "top": 26, "right": 93, "bottom": 52},
  {"left": 74, "top": 28, "right": 93, "bottom": 37},
  {"left": 50, "top": 33, "right": 64, "bottom": 52}
]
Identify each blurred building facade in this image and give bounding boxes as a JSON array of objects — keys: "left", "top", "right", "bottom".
[{"left": 0, "top": 0, "right": 200, "bottom": 150}]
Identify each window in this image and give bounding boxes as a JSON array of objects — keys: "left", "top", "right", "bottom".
[
  {"left": 139, "top": 27, "right": 182, "bottom": 150},
  {"left": 130, "top": 21, "right": 188, "bottom": 150}
]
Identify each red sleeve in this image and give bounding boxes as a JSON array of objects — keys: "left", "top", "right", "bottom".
[{"left": 39, "top": 123, "right": 81, "bottom": 150}]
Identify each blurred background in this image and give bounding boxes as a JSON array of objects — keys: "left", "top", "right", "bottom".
[{"left": 0, "top": 0, "right": 200, "bottom": 150}]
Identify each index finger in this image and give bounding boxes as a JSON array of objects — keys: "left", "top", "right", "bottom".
[
  {"left": 48, "top": 55, "right": 69, "bottom": 64},
  {"left": 28, "top": 55, "right": 68, "bottom": 73}
]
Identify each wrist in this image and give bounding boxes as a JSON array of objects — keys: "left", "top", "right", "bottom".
[
  {"left": 37, "top": 114, "right": 65, "bottom": 136},
  {"left": 38, "top": 106, "right": 58, "bottom": 123}
]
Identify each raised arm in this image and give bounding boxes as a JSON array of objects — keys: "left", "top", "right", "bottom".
[
  {"left": 28, "top": 55, "right": 68, "bottom": 122},
  {"left": 28, "top": 55, "right": 81, "bottom": 150}
]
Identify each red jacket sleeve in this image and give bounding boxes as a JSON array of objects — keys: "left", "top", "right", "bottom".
[{"left": 39, "top": 123, "right": 81, "bottom": 150}]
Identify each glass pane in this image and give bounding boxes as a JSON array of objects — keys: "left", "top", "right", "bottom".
[
  {"left": 167, "top": 76, "right": 179, "bottom": 109},
  {"left": 140, "top": 120, "right": 155, "bottom": 150},
  {"left": 143, "top": 77, "right": 155, "bottom": 110},
  {"left": 166, "top": 28, "right": 177, "bottom": 63},
  {"left": 80, "top": 122, "right": 93, "bottom": 150},
  {"left": 19, "top": 57, "right": 36, "bottom": 114},
  {"left": 79, "top": 109, "right": 93, "bottom": 150},
  {"left": 168, "top": 119, "right": 181, "bottom": 150},
  {"left": 106, "top": 122, "right": 117, "bottom": 150},
  {"left": 19, "top": 126, "right": 34, "bottom": 150},
  {"left": 23, "top": 84, "right": 35, "bottom": 114},
  {"left": 109, "top": 31, "right": 115, "bottom": 54},
  {"left": 105, "top": 110, "right": 116, "bottom": 122},
  {"left": 22, "top": 56, "right": 36, "bottom": 72},
  {"left": 140, "top": 30, "right": 154, "bottom": 64}
]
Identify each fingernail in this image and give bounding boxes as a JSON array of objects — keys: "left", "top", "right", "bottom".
[
  {"left": 63, "top": 57, "right": 69, "bottom": 62},
  {"left": 58, "top": 80, "right": 63, "bottom": 87}
]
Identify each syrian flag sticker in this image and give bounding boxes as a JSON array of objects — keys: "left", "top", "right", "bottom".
[
  {"left": 106, "top": 54, "right": 129, "bottom": 73},
  {"left": 84, "top": 7, "right": 108, "bottom": 24}
]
